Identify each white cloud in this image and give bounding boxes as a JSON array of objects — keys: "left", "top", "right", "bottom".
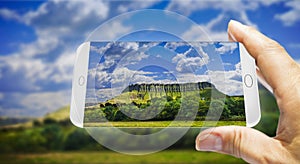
[
  {"left": 172, "top": 45, "right": 209, "bottom": 72},
  {"left": 166, "top": 0, "right": 259, "bottom": 16},
  {"left": 91, "top": 42, "right": 112, "bottom": 54},
  {"left": 95, "top": 88, "right": 115, "bottom": 102},
  {"left": 140, "top": 42, "right": 159, "bottom": 49},
  {"left": 93, "top": 42, "right": 150, "bottom": 74},
  {"left": 0, "top": 90, "right": 69, "bottom": 117},
  {"left": 0, "top": 8, "right": 22, "bottom": 21},
  {"left": 50, "top": 50, "right": 76, "bottom": 84},
  {"left": 257, "top": 0, "right": 283, "bottom": 6},
  {"left": 0, "top": 55, "right": 50, "bottom": 91},
  {"left": 176, "top": 73, "right": 210, "bottom": 83},
  {"left": 120, "top": 42, "right": 139, "bottom": 51},
  {"left": 207, "top": 70, "right": 243, "bottom": 96},
  {"left": 0, "top": 1, "right": 112, "bottom": 116},
  {"left": 216, "top": 42, "right": 238, "bottom": 54},
  {"left": 235, "top": 62, "right": 242, "bottom": 75},
  {"left": 20, "top": 34, "right": 59, "bottom": 58},
  {"left": 181, "top": 24, "right": 217, "bottom": 41},
  {"left": 90, "top": 21, "right": 132, "bottom": 40},
  {"left": 171, "top": 0, "right": 280, "bottom": 42},
  {"left": 0, "top": 93, "right": 3, "bottom": 100},
  {"left": 181, "top": 10, "right": 258, "bottom": 41},
  {"left": 288, "top": 43, "right": 300, "bottom": 49},
  {"left": 167, "top": 0, "right": 281, "bottom": 17},
  {"left": 20, "top": 90, "right": 70, "bottom": 115},
  {"left": 0, "top": 46, "right": 76, "bottom": 91},
  {"left": 164, "top": 42, "right": 187, "bottom": 50},
  {"left": 0, "top": 0, "right": 111, "bottom": 92},
  {"left": 275, "top": 1, "right": 300, "bottom": 26},
  {"left": 110, "top": 67, "right": 152, "bottom": 85},
  {"left": 206, "top": 62, "right": 243, "bottom": 96},
  {"left": 68, "top": 0, "right": 109, "bottom": 23},
  {"left": 117, "top": 1, "right": 160, "bottom": 13},
  {"left": 118, "top": 49, "right": 149, "bottom": 67},
  {"left": 172, "top": 53, "right": 206, "bottom": 72},
  {"left": 181, "top": 22, "right": 229, "bottom": 41},
  {"left": 96, "top": 70, "right": 111, "bottom": 86},
  {"left": 22, "top": 0, "right": 109, "bottom": 25}
]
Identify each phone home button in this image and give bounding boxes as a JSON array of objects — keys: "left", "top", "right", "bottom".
[
  {"left": 78, "top": 76, "right": 85, "bottom": 86},
  {"left": 244, "top": 74, "right": 253, "bottom": 88}
]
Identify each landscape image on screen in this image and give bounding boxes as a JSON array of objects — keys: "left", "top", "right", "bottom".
[{"left": 84, "top": 42, "right": 245, "bottom": 127}]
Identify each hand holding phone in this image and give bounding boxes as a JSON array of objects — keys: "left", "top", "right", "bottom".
[{"left": 195, "top": 19, "right": 300, "bottom": 164}]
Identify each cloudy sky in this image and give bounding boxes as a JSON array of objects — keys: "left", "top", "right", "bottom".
[
  {"left": 86, "top": 42, "right": 241, "bottom": 103},
  {"left": 0, "top": 0, "right": 299, "bottom": 117}
]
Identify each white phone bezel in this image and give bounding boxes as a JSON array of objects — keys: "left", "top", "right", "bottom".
[
  {"left": 70, "top": 42, "right": 261, "bottom": 128},
  {"left": 70, "top": 42, "right": 90, "bottom": 128},
  {"left": 239, "top": 43, "right": 261, "bottom": 127}
]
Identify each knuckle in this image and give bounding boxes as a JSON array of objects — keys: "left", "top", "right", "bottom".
[
  {"left": 242, "top": 26, "right": 257, "bottom": 43},
  {"left": 246, "top": 26, "right": 257, "bottom": 33},
  {"left": 263, "top": 39, "right": 286, "bottom": 54},
  {"left": 223, "top": 127, "right": 243, "bottom": 158},
  {"left": 232, "top": 128, "right": 243, "bottom": 158}
]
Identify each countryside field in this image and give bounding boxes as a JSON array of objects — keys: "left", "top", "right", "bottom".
[
  {"left": 84, "top": 121, "right": 246, "bottom": 127},
  {"left": 0, "top": 150, "right": 245, "bottom": 164},
  {"left": 84, "top": 85, "right": 246, "bottom": 127},
  {"left": 0, "top": 86, "right": 278, "bottom": 164}
]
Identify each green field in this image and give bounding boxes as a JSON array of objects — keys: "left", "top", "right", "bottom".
[
  {"left": 0, "top": 86, "right": 280, "bottom": 164},
  {"left": 85, "top": 85, "right": 246, "bottom": 125},
  {"left": 0, "top": 150, "right": 245, "bottom": 164},
  {"left": 84, "top": 121, "right": 246, "bottom": 127}
]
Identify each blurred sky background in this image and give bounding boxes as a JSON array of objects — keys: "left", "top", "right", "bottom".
[{"left": 0, "top": 0, "right": 300, "bottom": 117}]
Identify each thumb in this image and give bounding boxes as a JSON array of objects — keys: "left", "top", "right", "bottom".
[{"left": 195, "top": 126, "right": 288, "bottom": 163}]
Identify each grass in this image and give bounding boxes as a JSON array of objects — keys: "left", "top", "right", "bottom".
[
  {"left": 0, "top": 106, "right": 71, "bottom": 130},
  {"left": 45, "top": 106, "right": 70, "bottom": 121},
  {"left": 84, "top": 121, "right": 246, "bottom": 127},
  {"left": 0, "top": 150, "right": 246, "bottom": 164}
]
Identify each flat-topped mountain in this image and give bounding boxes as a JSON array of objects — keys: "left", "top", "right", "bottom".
[{"left": 122, "top": 82, "right": 215, "bottom": 93}]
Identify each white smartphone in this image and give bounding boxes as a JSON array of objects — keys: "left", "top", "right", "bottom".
[{"left": 70, "top": 42, "right": 260, "bottom": 128}]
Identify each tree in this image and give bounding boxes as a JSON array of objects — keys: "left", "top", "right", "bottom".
[
  {"left": 84, "top": 108, "right": 106, "bottom": 122},
  {"left": 102, "top": 105, "right": 116, "bottom": 121},
  {"left": 65, "top": 129, "right": 94, "bottom": 150},
  {"left": 207, "top": 99, "right": 228, "bottom": 120},
  {"left": 41, "top": 124, "right": 64, "bottom": 150},
  {"left": 197, "top": 99, "right": 209, "bottom": 120}
]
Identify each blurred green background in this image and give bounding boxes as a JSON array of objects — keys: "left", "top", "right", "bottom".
[{"left": 0, "top": 84, "right": 278, "bottom": 163}]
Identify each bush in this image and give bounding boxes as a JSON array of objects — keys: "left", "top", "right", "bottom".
[
  {"left": 84, "top": 108, "right": 106, "bottom": 122},
  {"left": 43, "top": 118, "right": 57, "bottom": 124},
  {"left": 41, "top": 124, "right": 64, "bottom": 150},
  {"left": 33, "top": 119, "right": 42, "bottom": 127},
  {"left": 64, "top": 129, "right": 95, "bottom": 150}
]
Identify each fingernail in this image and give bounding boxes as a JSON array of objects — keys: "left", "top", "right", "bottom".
[
  {"left": 196, "top": 133, "right": 222, "bottom": 151},
  {"left": 229, "top": 20, "right": 245, "bottom": 29},
  {"left": 228, "top": 30, "right": 237, "bottom": 42},
  {"left": 228, "top": 20, "right": 246, "bottom": 41}
]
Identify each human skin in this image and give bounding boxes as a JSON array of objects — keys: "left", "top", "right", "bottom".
[{"left": 195, "top": 20, "right": 300, "bottom": 163}]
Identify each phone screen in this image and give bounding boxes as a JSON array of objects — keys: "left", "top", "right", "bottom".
[{"left": 84, "top": 42, "right": 246, "bottom": 127}]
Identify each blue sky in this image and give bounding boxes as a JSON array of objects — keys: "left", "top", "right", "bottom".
[{"left": 0, "top": 0, "right": 300, "bottom": 117}]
